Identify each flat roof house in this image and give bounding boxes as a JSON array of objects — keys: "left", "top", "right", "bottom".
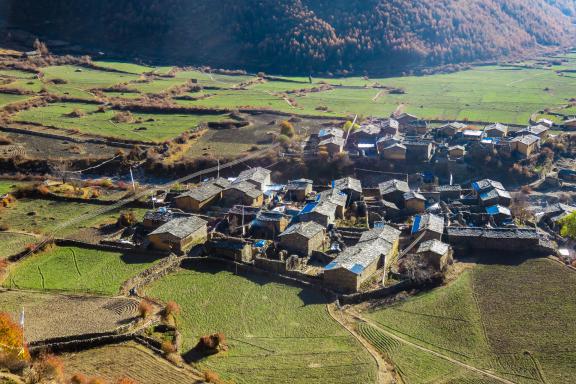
[
  {"left": 412, "top": 213, "right": 445, "bottom": 242},
  {"left": 174, "top": 179, "right": 229, "bottom": 213},
  {"left": 378, "top": 179, "right": 410, "bottom": 205},
  {"left": 278, "top": 221, "right": 326, "bottom": 257},
  {"left": 148, "top": 216, "right": 208, "bottom": 254},
  {"left": 234, "top": 167, "right": 272, "bottom": 191},
  {"left": 250, "top": 210, "right": 291, "bottom": 239}
]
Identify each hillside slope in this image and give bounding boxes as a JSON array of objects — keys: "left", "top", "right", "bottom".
[{"left": 5, "top": 0, "right": 576, "bottom": 74}]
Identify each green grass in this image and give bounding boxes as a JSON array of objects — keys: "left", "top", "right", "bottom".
[
  {"left": 0, "top": 93, "right": 30, "bottom": 107},
  {"left": 0, "top": 197, "right": 146, "bottom": 237},
  {"left": 0, "top": 232, "right": 37, "bottom": 259},
  {"left": 363, "top": 258, "right": 576, "bottom": 384},
  {"left": 0, "top": 180, "right": 21, "bottom": 195},
  {"left": 145, "top": 260, "right": 376, "bottom": 384},
  {"left": 5, "top": 246, "right": 163, "bottom": 295},
  {"left": 13, "top": 102, "right": 227, "bottom": 142},
  {"left": 92, "top": 61, "right": 155, "bottom": 74}
]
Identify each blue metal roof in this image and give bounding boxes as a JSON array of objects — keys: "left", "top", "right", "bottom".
[
  {"left": 300, "top": 202, "right": 318, "bottom": 214},
  {"left": 485, "top": 205, "right": 500, "bottom": 215},
  {"left": 479, "top": 192, "right": 490, "bottom": 200},
  {"left": 350, "top": 263, "right": 365, "bottom": 275},
  {"left": 472, "top": 182, "right": 481, "bottom": 192},
  {"left": 411, "top": 215, "right": 422, "bottom": 234}
]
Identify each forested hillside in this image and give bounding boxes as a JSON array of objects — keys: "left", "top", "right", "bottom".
[{"left": 5, "top": 0, "right": 576, "bottom": 74}]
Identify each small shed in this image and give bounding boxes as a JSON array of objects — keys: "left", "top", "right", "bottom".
[
  {"left": 333, "top": 177, "right": 363, "bottom": 204},
  {"left": 174, "top": 180, "right": 227, "bottom": 212},
  {"left": 285, "top": 179, "right": 313, "bottom": 202},
  {"left": 404, "top": 191, "right": 426, "bottom": 214},
  {"left": 412, "top": 213, "right": 445, "bottom": 242},
  {"left": 378, "top": 179, "right": 410, "bottom": 205},
  {"left": 222, "top": 182, "right": 264, "bottom": 207},
  {"left": 381, "top": 143, "right": 407, "bottom": 160},
  {"left": 299, "top": 201, "right": 337, "bottom": 227},
  {"left": 415, "top": 240, "right": 453, "bottom": 271},
  {"left": 234, "top": 167, "right": 272, "bottom": 191},
  {"left": 484, "top": 123, "right": 508, "bottom": 138}
]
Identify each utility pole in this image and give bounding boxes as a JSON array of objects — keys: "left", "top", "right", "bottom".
[{"left": 129, "top": 167, "right": 136, "bottom": 192}]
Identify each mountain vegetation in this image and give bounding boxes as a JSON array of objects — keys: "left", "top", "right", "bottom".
[{"left": 5, "top": 0, "right": 576, "bottom": 74}]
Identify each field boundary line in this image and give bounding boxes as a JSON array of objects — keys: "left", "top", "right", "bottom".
[
  {"left": 526, "top": 351, "right": 548, "bottom": 384},
  {"left": 351, "top": 311, "right": 517, "bottom": 384}
]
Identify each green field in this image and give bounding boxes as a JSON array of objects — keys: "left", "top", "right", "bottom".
[
  {"left": 0, "top": 232, "right": 38, "bottom": 259},
  {"left": 362, "top": 258, "right": 576, "bottom": 384},
  {"left": 0, "top": 197, "right": 145, "bottom": 237},
  {"left": 145, "top": 260, "right": 376, "bottom": 384},
  {"left": 5, "top": 246, "right": 163, "bottom": 295},
  {"left": 0, "top": 93, "right": 30, "bottom": 107},
  {"left": 14, "top": 102, "right": 227, "bottom": 142}
]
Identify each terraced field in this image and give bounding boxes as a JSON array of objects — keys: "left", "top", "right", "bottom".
[
  {"left": 145, "top": 259, "right": 376, "bottom": 384},
  {"left": 60, "top": 342, "right": 203, "bottom": 384},
  {"left": 362, "top": 257, "right": 576, "bottom": 384},
  {"left": 0, "top": 289, "right": 138, "bottom": 342},
  {"left": 0, "top": 232, "right": 37, "bottom": 259},
  {"left": 4, "top": 246, "right": 163, "bottom": 295}
]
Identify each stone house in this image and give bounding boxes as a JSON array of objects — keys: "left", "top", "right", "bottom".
[
  {"left": 538, "top": 203, "right": 576, "bottom": 234},
  {"left": 378, "top": 179, "right": 410, "bottom": 205},
  {"left": 479, "top": 187, "right": 511, "bottom": 207},
  {"left": 435, "top": 185, "right": 462, "bottom": 201},
  {"left": 324, "top": 226, "right": 400, "bottom": 293},
  {"left": 395, "top": 113, "right": 419, "bottom": 129},
  {"left": 318, "top": 127, "right": 345, "bottom": 141},
  {"left": 380, "top": 118, "right": 400, "bottom": 136},
  {"left": 510, "top": 134, "right": 540, "bottom": 157},
  {"left": 472, "top": 179, "right": 505, "bottom": 196},
  {"left": 148, "top": 216, "right": 208, "bottom": 253},
  {"left": 278, "top": 221, "right": 326, "bottom": 257},
  {"left": 484, "top": 123, "right": 508, "bottom": 138},
  {"left": 485, "top": 205, "right": 512, "bottom": 224},
  {"left": 415, "top": 240, "right": 453, "bottom": 271},
  {"left": 250, "top": 210, "right": 290, "bottom": 239},
  {"left": 299, "top": 200, "right": 338, "bottom": 227},
  {"left": 404, "top": 141, "right": 434, "bottom": 162},
  {"left": 319, "top": 136, "right": 345, "bottom": 156},
  {"left": 438, "top": 122, "right": 468, "bottom": 137},
  {"left": 174, "top": 179, "right": 229, "bottom": 212},
  {"left": 518, "top": 124, "right": 549, "bottom": 140},
  {"left": 285, "top": 179, "right": 313, "bottom": 202},
  {"left": 143, "top": 209, "right": 176, "bottom": 230},
  {"left": 234, "top": 167, "right": 272, "bottom": 191},
  {"left": 317, "top": 189, "right": 347, "bottom": 218},
  {"left": 446, "top": 227, "right": 541, "bottom": 253},
  {"left": 462, "top": 129, "right": 484, "bottom": 141},
  {"left": 222, "top": 181, "right": 264, "bottom": 207},
  {"left": 206, "top": 237, "right": 253, "bottom": 262},
  {"left": 411, "top": 213, "right": 445, "bottom": 241},
  {"left": 404, "top": 191, "right": 426, "bottom": 214},
  {"left": 381, "top": 143, "right": 407, "bottom": 160},
  {"left": 406, "top": 119, "right": 429, "bottom": 136},
  {"left": 333, "top": 177, "right": 363, "bottom": 204}
]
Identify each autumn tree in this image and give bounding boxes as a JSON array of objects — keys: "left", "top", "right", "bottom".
[
  {"left": 279, "top": 121, "right": 295, "bottom": 138},
  {"left": 0, "top": 312, "right": 29, "bottom": 371}
]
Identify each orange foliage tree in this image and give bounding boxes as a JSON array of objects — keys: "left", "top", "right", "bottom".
[{"left": 0, "top": 312, "right": 29, "bottom": 370}]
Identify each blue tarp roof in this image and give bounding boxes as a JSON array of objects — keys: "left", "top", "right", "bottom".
[
  {"left": 254, "top": 240, "right": 266, "bottom": 248},
  {"left": 324, "top": 261, "right": 338, "bottom": 271},
  {"left": 472, "top": 182, "right": 481, "bottom": 191},
  {"left": 350, "top": 263, "right": 365, "bottom": 275},
  {"left": 411, "top": 215, "right": 422, "bottom": 234},
  {"left": 300, "top": 202, "right": 318, "bottom": 214}
]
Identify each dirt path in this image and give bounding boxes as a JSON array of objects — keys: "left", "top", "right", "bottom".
[
  {"left": 372, "top": 90, "right": 384, "bottom": 102},
  {"left": 326, "top": 303, "right": 396, "bottom": 384},
  {"left": 348, "top": 309, "right": 517, "bottom": 384}
]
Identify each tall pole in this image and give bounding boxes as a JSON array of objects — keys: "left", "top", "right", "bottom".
[
  {"left": 129, "top": 167, "right": 136, "bottom": 192},
  {"left": 217, "top": 158, "right": 220, "bottom": 179}
]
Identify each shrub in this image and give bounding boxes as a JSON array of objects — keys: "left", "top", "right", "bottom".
[
  {"left": 34, "top": 354, "right": 64, "bottom": 382},
  {"left": 161, "top": 340, "right": 176, "bottom": 354},
  {"left": 203, "top": 370, "right": 223, "bottom": 384},
  {"left": 70, "top": 373, "right": 89, "bottom": 384},
  {"left": 67, "top": 108, "right": 86, "bottom": 118},
  {"left": 112, "top": 111, "right": 135, "bottom": 124},
  {"left": 164, "top": 301, "right": 180, "bottom": 317},
  {"left": 87, "top": 378, "right": 108, "bottom": 384},
  {"left": 138, "top": 300, "right": 154, "bottom": 318},
  {"left": 117, "top": 211, "right": 137, "bottom": 227},
  {"left": 279, "top": 121, "right": 295, "bottom": 137}
]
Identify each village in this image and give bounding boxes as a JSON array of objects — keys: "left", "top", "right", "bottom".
[{"left": 79, "top": 112, "right": 575, "bottom": 296}]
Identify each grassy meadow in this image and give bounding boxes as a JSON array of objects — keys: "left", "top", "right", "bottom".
[
  {"left": 145, "top": 260, "right": 376, "bottom": 384},
  {"left": 0, "top": 232, "right": 38, "bottom": 259},
  {"left": 362, "top": 258, "right": 576, "bottom": 384},
  {"left": 14, "top": 102, "right": 227, "bottom": 142},
  {"left": 4, "top": 246, "right": 163, "bottom": 295}
]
